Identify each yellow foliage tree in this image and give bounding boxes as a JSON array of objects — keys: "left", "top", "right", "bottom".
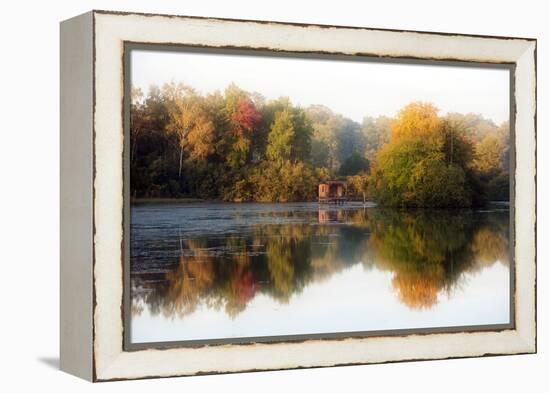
[
  {"left": 165, "top": 84, "right": 216, "bottom": 177},
  {"left": 390, "top": 102, "right": 441, "bottom": 144},
  {"left": 473, "top": 133, "right": 506, "bottom": 176}
]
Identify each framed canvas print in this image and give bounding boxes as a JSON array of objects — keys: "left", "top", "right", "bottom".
[{"left": 60, "top": 10, "right": 537, "bottom": 381}]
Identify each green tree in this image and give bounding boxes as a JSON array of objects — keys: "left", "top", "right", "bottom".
[
  {"left": 362, "top": 116, "right": 392, "bottom": 160},
  {"left": 266, "top": 106, "right": 313, "bottom": 163},
  {"left": 306, "top": 105, "right": 342, "bottom": 171},
  {"left": 487, "top": 172, "right": 510, "bottom": 201},
  {"left": 266, "top": 109, "right": 294, "bottom": 162},
  {"left": 335, "top": 119, "right": 365, "bottom": 167},
  {"left": 339, "top": 152, "right": 370, "bottom": 176}
]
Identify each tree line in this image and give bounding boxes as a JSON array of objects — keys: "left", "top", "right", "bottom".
[{"left": 130, "top": 82, "right": 510, "bottom": 206}]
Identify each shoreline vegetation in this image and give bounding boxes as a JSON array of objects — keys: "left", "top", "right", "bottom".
[
  {"left": 131, "top": 197, "right": 206, "bottom": 204},
  {"left": 130, "top": 198, "right": 510, "bottom": 208},
  {"left": 131, "top": 82, "right": 510, "bottom": 207}
]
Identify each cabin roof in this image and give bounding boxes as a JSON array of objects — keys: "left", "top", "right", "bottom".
[{"left": 319, "top": 180, "right": 346, "bottom": 185}]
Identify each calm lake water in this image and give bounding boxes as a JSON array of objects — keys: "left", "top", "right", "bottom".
[{"left": 129, "top": 202, "right": 511, "bottom": 344}]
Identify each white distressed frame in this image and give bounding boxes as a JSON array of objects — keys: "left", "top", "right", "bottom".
[{"left": 61, "top": 10, "right": 536, "bottom": 382}]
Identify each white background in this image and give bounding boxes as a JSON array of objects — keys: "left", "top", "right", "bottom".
[{"left": 0, "top": 0, "right": 546, "bottom": 391}]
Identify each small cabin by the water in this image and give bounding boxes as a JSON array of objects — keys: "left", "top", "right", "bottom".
[{"left": 318, "top": 181, "right": 346, "bottom": 204}]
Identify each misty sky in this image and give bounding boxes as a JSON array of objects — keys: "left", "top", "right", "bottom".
[{"left": 131, "top": 49, "right": 510, "bottom": 125}]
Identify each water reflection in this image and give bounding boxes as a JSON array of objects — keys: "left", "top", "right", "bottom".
[
  {"left": 368, "top": 209, "right": 509, "bottom": 310},
  {"left": 130, "top": 204, "right": 510, "bottom": 326}
]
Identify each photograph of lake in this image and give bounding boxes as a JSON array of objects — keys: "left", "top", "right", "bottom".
[{"left": 127, "top": 47, "right": 512, "bottom": 345}]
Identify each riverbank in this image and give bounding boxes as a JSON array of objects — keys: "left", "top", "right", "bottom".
[
  {"left": 131, "top": 197, "right": 208, "bottom": 204},
  {"left": 131, "top": 197, "right": 509, "bottom": 208},
  {"left": 131, "top": 197, "right": 380, "bottom": 205}
]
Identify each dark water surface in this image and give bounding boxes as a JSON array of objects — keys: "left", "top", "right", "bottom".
[{"left": 129, "top": 202, "right": 511, "bottom": 344}]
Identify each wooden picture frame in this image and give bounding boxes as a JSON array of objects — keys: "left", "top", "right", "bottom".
[{"left": 60, "top": 10, "right": 536, "bottom": 381}]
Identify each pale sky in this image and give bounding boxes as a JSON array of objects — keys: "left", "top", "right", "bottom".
[{"left": 131, "top": 49, "right": 510, "bottom": 125}]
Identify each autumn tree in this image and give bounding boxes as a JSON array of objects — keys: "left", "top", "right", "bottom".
[
  {"left": 129, "top": 87, "right": 145, "bottom": 165},
  {"left": 370, "top": 102, "right": 477, "bottom": 207},
  {"left": 164, "top": 83, "right": 216, "bottom": 177},
  {"left": 346, "top": 173, "right": 370, "bottom": 202},
  {"left": 219, "top": 85, "right": 263, "bottom": 169},
  {"left": 473, "top": 133, "right": 506, "bottom": 176},
  {"left": 390, "top": 102, "right": 441, "bottom": 141},
  {"left": 129, "top": 85, "right": 179, "bottom": 198},
  {"left": 446, "top": 112, "right": 502, "bottom": 143}
]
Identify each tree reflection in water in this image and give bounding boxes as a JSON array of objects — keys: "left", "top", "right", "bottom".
[{"left": 131, "top": 206, "right": 509, "bottom": 319}]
